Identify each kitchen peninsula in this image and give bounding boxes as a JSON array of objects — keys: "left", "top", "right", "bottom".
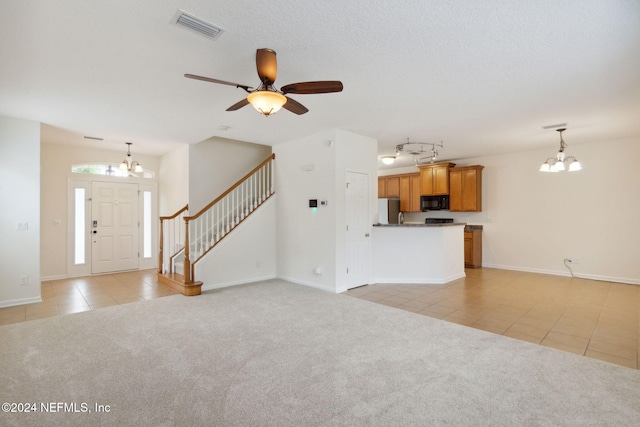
[{"left": 372, "top": 222, "right": 465, "bottom": 284}]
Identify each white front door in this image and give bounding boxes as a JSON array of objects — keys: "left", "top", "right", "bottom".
[
  {"left": 345, "top": 171, "right": 370, "bottom": 289},
  {"left": 91, "top": 181, "right": 139, "bottom": 274}
]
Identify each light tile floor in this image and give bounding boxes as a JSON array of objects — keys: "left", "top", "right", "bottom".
[
  {"left": 0, "top": 269, "right": 178, "bottom": 326},
  {"left": 2, "top": 268, "right": 638, "bottom": 370},
  {"left": 345, "top": 268, "right": 639, "bottom": 370}
]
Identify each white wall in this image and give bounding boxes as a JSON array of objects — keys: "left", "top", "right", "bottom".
[
  {"left": 188, "top": 137, "right": 272, "bottom": 213},
  {"left": 274, "top": 130, "right": 337, "bottom": 292},
  {"left": 195, "top": 197, "right": 277, "bottom": 290},
  {"left": 158, "top": 144, "right": 189, "bottom": 216},
  {"left": 40, "top": 142, "right": 160, "bottom": 279},
  {"left": 392, "top": 137, "right": 640, "bottom": 284},
  {"left": 274, "top": 129, "right": 377, "bottom": 293},
  {"left": 334, "top": 130, "right": 379, "bottom": 291},
  {"left": 0, "top": 116, "right": 41, "bottom": 307}
]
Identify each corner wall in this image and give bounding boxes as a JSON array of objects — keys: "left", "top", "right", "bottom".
[
  {"left": 274, "top": 129, "right": 377, "bottom": 293},
  {"left": 188, "top": 137, "right": 272, "bottom": 213},
  {"left": 0, "top": 116, "right": 41, "bottom": 307}
]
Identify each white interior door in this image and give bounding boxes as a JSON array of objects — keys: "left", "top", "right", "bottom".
[
  {"left": 91, "top": 181, "right": 139, "bottom": 274},
  {"left": 345, "top": 171, "right": 370, "bottom": 289}
]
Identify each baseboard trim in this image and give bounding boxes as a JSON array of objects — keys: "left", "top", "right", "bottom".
[
  {"left": 41, "top": 274, "right": 68, "bottom": 281},
  {"left": 200, "top": 274, "right": 277, "bottom": 292},
  {"left": 275, "top": 275, "right": 337, "bottom": 293},
  {"left": 483, "top": 264, "right": 640, "bottom": 286},
  {"left": 372, "top": 272, "right": 467, "bottom": 285},
  {"left": 0, "top": 296, "right": 42, "bottom": 308}
]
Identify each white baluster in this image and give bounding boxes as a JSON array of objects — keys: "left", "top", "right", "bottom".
[
  {"left": 239, "top": 186, "right": 242, "bottom": 220},
  {"left": 225, "top": 195, "right": 230, "bottom": 233}
]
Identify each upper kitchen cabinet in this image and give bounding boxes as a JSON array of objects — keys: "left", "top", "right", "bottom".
[
  {"left": 378, "top": 175, "right": 400, "bottom": 198},
  {"left": 449, "top": 165, "right": 484, "bottom": 212},
  {"left": 418, "top": 162, "right": 456, "bottom": 196},
  {"left": 399, "top": 173, "right": 421, "bottom": 212}
]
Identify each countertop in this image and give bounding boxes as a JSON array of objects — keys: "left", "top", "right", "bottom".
[
  {"left": 373, "top": 223, "right": 466, "bottom": 227},
  {"left": 373, "top": 223, "right": 484, "bottom": 231}
]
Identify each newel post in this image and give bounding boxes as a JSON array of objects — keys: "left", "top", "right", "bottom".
[
  {"left": 183, "top": 217, "right": 192, "bottom": 283},
  {"left": 158, "top": 218, "right": 164, "bottom": 274}
]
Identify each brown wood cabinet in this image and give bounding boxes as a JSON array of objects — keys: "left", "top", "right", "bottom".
[
  {"left": 449, "top": 165, "right": 483, "bottom": 212},
  {"left": 464, "top": 230, "right": 482, "bottom": 268},
  {"left": 418, "top": 162, "right": 456, "bottom": 196},
  {"left": 378, "top": 176, "right": 400, "bottom": 198},
  {"left": 399, "top": 173, "right": 421, "bottom": 212},
  {"left": 378, "top": 173, "right": 421, "bottom": 212}
]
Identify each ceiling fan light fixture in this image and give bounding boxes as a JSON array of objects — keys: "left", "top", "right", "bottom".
[{"left": 247, "top": 91, "right": 287, "bottom": 116}]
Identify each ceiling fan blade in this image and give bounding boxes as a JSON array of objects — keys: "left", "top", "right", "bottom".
[
  {"left": 184, "top": 74, "right": 252, "bottom": 92},
  {"left": 281, "top": 81, "right": 343, "bottom": 95},
  {"left": 256, "top": 48, "right": 277, "bottom": 85},
  {"left": 226, "top": 98, "right": 250, "bottom": 111},
  {"left": 282, "top": 96, "right": 309, "bottom": 115}
]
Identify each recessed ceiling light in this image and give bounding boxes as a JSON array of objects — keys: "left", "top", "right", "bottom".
[{"left": 218, "top": 125, "right": 230, "bottom": 131}]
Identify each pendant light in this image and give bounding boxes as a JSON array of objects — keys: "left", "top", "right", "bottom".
[
  {"left": 120, "top": 142, "right": 143, "bottom": 173},
  {"left": 539, "top": 128, "right": 582, "bottom": 172}
]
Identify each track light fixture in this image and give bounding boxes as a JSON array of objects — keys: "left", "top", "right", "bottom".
[{"left": 393, "top": 138, "right": 444, "bottom": 166}]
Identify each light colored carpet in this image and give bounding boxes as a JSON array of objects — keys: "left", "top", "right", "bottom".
[{"left": 1, "top": 279, "right": 640, "bottom": 426}]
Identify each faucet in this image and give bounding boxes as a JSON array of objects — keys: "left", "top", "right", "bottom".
[{"left": 398, "top": 212, "right": 405, "bottom": 224}]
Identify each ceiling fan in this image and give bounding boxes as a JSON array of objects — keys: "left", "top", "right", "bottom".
[{"left": 185, "top": 48, "right": 343, "bottom": 116}]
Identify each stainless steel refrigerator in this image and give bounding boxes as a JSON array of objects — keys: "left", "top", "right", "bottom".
[{"left": 378, "top": 198, "right": 401, "bottom": 224}]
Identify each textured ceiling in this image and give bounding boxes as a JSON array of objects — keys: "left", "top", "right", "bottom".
[{"left": 1, "top": 0, "right": 639, "bottom": 168}]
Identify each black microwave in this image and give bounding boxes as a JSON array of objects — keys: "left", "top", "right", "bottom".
[{"left": 420, "top": 195, "right": 449, "bottom": 211}]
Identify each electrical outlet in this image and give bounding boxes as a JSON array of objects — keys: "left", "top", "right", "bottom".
[
  {"left": 565, "top": 258, "right": 581, "bottom": 265},
  {"left": 20, "top": 275, "right": 29, "bottom": 286}
]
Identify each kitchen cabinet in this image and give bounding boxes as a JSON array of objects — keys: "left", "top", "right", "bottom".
[
  {"left": 418, "top": 162, "right": 456, "bottom": 196},
  {"left": 378, "top": 176, "right": 400, "bottom": 198},
  {"left": 464, "top": 229, "right": 482, "bottom": 268},
  {"left": 399, "top": 173, "right": 421, "bottom": 212},
  {"left": 449, "top": 165, "right": 483, "bottom": 212}
]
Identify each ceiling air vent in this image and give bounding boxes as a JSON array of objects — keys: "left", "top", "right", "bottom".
[{"left": 173, "top": 10, "right": 224, "bottom": 40}]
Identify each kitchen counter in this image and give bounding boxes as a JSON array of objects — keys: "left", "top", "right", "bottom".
[
  {"left": 374, "top": 222, "right": 466, "bottom": 227},
  {"left": 372, "top": 224, "right": 465, "bottom": 284}
]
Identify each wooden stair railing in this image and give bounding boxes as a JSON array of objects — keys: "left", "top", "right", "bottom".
[
  {"left": 183, "top": 153, "right": 275, "bottom": 283},
  {"left": 158, "top": 204, "right": 201, "bottom": 296},
  {"left": 158, "top": 204, "right": 188, "bottom": 274},
  {"left": 157, "top": 154, "right": 275, "bottom": 296}
]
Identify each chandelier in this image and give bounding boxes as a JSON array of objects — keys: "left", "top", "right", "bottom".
[
  {"left": 120, "top": 142, "right": 143, "bottom": 173},
  {"left": 539, "top": 128, "right": 582, "bottom": 172}
]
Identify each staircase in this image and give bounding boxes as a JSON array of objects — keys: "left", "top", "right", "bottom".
[{"left": 158, "top": 154, "right": 275, "bottom": 295}]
